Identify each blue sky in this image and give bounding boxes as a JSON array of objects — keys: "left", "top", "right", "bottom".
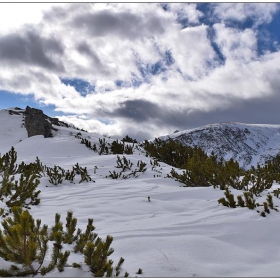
[{"left": 0, "top": 3, "right": 280, "bottom": 140}]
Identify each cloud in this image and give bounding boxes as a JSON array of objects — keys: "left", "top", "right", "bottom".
[
  {"left": 0, "top": 29, "right": 64, "bottom": 71},
  {"left": 71, "top": 9, "right": 166, "bottom": 40},
  {"left": 109, "top": 99, "right": 160, "bottom": 122},
  {"left": 213, "top": 23, "right": 257, "bottom": 62},
  {"left": 76, "top": 42, "right": 108, "bottom": 74},
  {"left": 168, "top": 3, "right": 203, "bottom": 25},
  {"left": 1, "top": 3, "right": 280, "bottom": 141},
  {"left": 213, "top": 3, "right": 279, "bottom": 27}
]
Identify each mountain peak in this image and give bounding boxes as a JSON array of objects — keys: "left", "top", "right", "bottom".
[{"left": 161, "top": 122, "right": 280, "bottom": 169}]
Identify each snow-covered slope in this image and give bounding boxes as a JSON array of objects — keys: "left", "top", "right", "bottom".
[
  {"left": 1, "top": 108, "right": 280, "bottom": 277},
  {"left": 0, "top": 108, "right": 27, "bottom": 154},
  {"left": 160, "top": 122, "right": 280, "bottom": 169}
]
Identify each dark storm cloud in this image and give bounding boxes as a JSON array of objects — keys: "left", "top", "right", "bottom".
[
  {"left": 184, "top": 95, "right": 280, "bottom": 130},
  {"left": 109, "top": 99, "right": 161, "bottom": 122},
  {"left": 0, "top": 30, "right": 64, "bottom": 71},
  {"left": 104, "top": 92, "right": 280, "bottom": 141},
  {"left": 72, "top": 10, "right": 165, "bottom": 39}
]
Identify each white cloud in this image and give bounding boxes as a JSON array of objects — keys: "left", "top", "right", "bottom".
[
  {"left": 213, "top": 3, "right": 279, "bottom": 27},
  {"left": 1, "top": 3, "right": 280, "bottom": 139},
  {"left": 168, "top": 3, "right": 203, "bottom": 24},
  {"left": 166, "top": 24, "right": 218, "bottom": 79},
  {"left": 214, "top": 23, "right": 258, "bottom": 62},
  {"left": 0, "top": 3, "right": 63, "bottom": 35}
]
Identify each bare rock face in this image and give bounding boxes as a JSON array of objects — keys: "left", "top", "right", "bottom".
[{"left": 24, "top": 106, "right": 53, "bottom": 138}]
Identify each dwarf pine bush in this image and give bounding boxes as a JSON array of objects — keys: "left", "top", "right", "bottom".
[
  {"left": 0, "top": 157, "right": 41, "bottom": 215},
  {"left": 266, "top": 193, "right": 277, "bottom": 211},
  {"left": 237, "top": 195, "right": 245, "bottom": 207},
  {"left": 74, "top": 218, "right": 97, "bottom": 253},
  {"left": 218, "top": 187, "right": 236, "bottom": 208},
  {"left": 46, "top": 163, "right": 94, "bottom": 186},
  {"left": 108, "top": 170, "right": 122, "bottom": 179},
  {"left": 84, "top": 235, "right": 129, "bottom": 277},
  {"left": 243, "top": 191, "right": 256, "bottom": 210},
  {"left": 0, "top": 208, "right": 131, "bottom": 277},
  {"left": 137, "top": 160, "right": 147, "bottom": 173},
  {"left": 5, "top": 171, "right": 41, "bottom": 209},
  {"left": 0, "top": 146, "right": 18, "bottom": 176},
  {"left": 46, "top": 165, "right": 65, "bottom": 186},
  {"left": 122, "top": 135, "right": 137, "bottom": 143},
  {"left": 115, "top": 155, "right": 133, "bottom": 172},
  {"left": 263, "top": 202, "right": 270, "bottom": 214},
  {"left": 0, "top": 207, "right": 50, "bottom": 276},
  {"left": 98, "top": 138, "right": 109, "bottom": 155}
]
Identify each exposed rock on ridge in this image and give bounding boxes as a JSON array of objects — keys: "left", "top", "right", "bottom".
[
  {"left": 23, "top": 106, "right": 70, "bottom": 138},
  {"left": 24, "top": 106, "right": 53, "bottom": 138}
]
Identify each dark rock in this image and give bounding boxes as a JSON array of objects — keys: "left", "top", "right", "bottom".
[
  {"left": 24, "top": 106, "right": 53, "bottom": 138},
  {"left": 49, "top": 117, "right": 59, "bottom": 126},
  {"left": 8, "top": 110, "right": 21, "bottom": 115}
]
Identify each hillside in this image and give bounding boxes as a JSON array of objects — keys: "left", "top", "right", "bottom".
[
  {"left": 160, "top": 122, "right": 280, "bottom": 169},
  {"left": 1, "top": 107, "right": 280, "bottom": 277}
]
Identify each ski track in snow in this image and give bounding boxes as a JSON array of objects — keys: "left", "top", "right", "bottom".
[{"left": 1, "top": 108, "right": 280, "bottom": 277}]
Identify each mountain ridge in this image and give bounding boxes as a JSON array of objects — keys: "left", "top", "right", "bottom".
[
  {"left": 160, "top": 122, "right": 280, "bottom": 169},
  {"left": 2, "top": 106, "right": 280, "bottom": 169}
]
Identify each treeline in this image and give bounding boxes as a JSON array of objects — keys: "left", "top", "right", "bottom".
[
  {"left": 143, "top": 137, "right": 280, "bottom": 191},
  {"left": 143, "top": 137, "right": 280, "bottom": 217}
]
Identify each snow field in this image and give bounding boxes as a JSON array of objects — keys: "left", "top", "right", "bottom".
[{"left": 1, "top": 109, "right": 280, "bottom": 277}]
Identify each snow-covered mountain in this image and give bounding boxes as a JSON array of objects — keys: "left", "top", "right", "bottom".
[
  {"left": 1, "top": 107, "right": 280, "bottom": 277},
  {"left": 160, "top": 122, "right": 280, "bottom": 169}
]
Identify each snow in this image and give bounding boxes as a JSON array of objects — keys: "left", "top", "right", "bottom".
[
  {"left": 1, "top": 108, "right": 280, "bottom": 277},
  {"left": 161, "top": 121, "right": 280, "bottom": 169}
]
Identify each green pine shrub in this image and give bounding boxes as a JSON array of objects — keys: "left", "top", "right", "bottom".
[
  {"left": 5, "top": 171, "right": 41, "bottom": 209},
  {"left": 116, "top": 156, "right": 133, "bottom": 172},
  {"left": 17, "top": 157, "right": 46, "bottom": 178},
  {"left": 272, "top": 188, "right": 280, "bottom": 198},
  {"left": 108, "top": 170, "right": 122, "bottom": 179},
  {"left": 217, "top": 187, "right": 236, "bottom": 208},
  {"left": 84, "top": 235, "right": 129, "bottom": 277},
  {"left": 0, "top": 160, "right": 41, "bottom": 215},
  {"left": 263, "top": 202, "right": 270, "bottom": 214},
  {"left": 0, "top": 207, "right": 51, "bottom": 276},
  {"left": 0, "top": 147, "right": 18, "bottom": 176},
  {"left": 115, "top": 257, "right": 125, "bottom": 276},
  {"left": 64, "top": 211, "right": 78, "bottom": 244},
  {"left": 46, "top": 165, "right": 65, "bottom": 186},
  {"left": 243, "top": 191, "right": 256, "bottom": 210},
  {"left": 74, "top": 218, "right": 97, "bottom": 253},
  {"left": 237, "top": 195, "right": 245, "bottom": 207},
  {"left": 137, "top": 160, "right": 147, "bottom": 173},
  {"left": 98, "top": 138, "right": 109, "bottom": 155},
  {"left": 122, "top": 135, "right": 137, "bottom": 143},
  {"left": 111, "top": 140, "right": 125, "bottom": 154},
  {"left": 72, "top": 262, "right": 82, "bottom": 268},
  {"left": 266, "top": 193, "right": 278, "bottom": 211},
  {"left": 0, "top": 208, "right": 131, "bottom": 277},
  {"left": 49, "top": 213, "right": 64, "bottom": 243},
  {"left": 260, "top": 211, "right": 266, "bottom": 217}
]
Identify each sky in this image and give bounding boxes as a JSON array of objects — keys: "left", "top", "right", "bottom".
[{"left": 1, "top": 2, "right": 280, "bottom": 141}]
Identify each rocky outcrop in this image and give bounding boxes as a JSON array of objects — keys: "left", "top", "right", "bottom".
[
  {"left": 160, "top": 122, "right": 280, "bottom": 169},
  {"left": 24, "top": 106, "right": 53, "bottom": 138}
]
